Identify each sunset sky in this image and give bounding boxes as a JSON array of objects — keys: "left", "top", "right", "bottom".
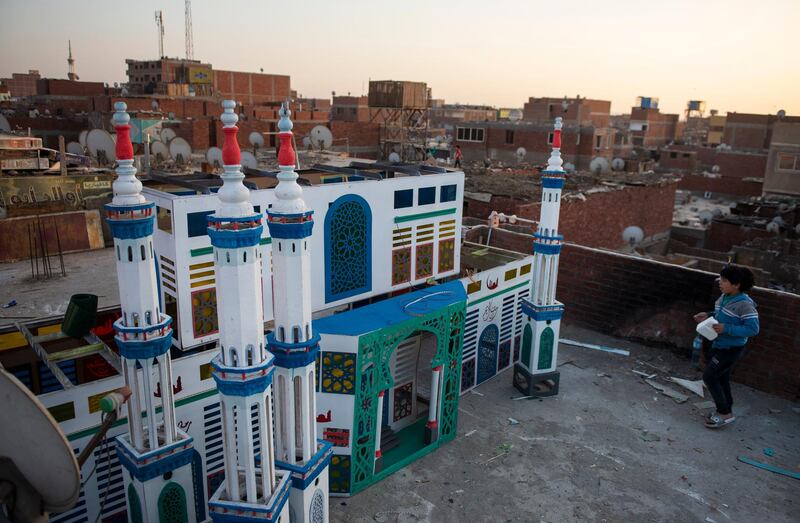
[{"left": 1, "top": 0, "right": 798, "bottom": 116}]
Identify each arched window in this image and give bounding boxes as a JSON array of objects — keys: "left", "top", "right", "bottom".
[
  {"left": 278, "top": 326, "right": 285, "bottom": 343},
  {"left": 324, "top": 194, "right": 372, "bottom": 303},
  {"left": 292, "top": 242, "right": 296, "bottom": 253},
  {"left": 306, "top": 324, "right": 311, "bottom": 340},
  {"left": 226, "top": 251, "right": 230, "bottom": 263},
  {"left": 521, "top": 324, "right": 533, "bottom": 369},
  {"left": 145, "top": 311, "right": 152, "bottom": 325},
  {"left": 229, "top": 348, "right": 238, "bottom": 367},
  {"left": 132, "top": 313, "right": 140, "bottom": 327},
  {"left": 538, "top": 327, "right": 555, "bottom": 370},
  {"left": 116, "top": 245, "right": 120, "bottom": 260},
  {"left": 127, "top": 246, "right": 133, "bottom": 262},
  {"left": 157, "top": 482, "right": 188, "bottom": 523},
  {"left": 476, "top": 324, "right": 499, "bottom": 384},
  {"left": 246, "top": 344, "right": 254, "bottom": 366},
  {"left": 293, "top": 326, "right": 301, "bottom": 343},
  {"left": 140, "top": 244, "right": 146, "bottom": 260},
  {"left": 128, "top": 484, "right": 143, "bottom": 523},
  {"left": 243, "top": 251, "right": 247, "bottom": 263}
]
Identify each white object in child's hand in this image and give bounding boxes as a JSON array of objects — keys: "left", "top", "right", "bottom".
[{"left": 696, "top": 317, "right": 719, "bottom": 340}]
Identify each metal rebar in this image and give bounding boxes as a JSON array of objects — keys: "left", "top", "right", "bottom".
[
  {"left": 53, "top": 217, "right": 66, "bottom": 276},
  {"left": 28, "top": 222, "right": 35, "bottom": 279}
]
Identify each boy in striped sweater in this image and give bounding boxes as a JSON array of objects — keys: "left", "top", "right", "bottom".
[{"left": 693, "top": 265, "right": 760, "bottom": 429}]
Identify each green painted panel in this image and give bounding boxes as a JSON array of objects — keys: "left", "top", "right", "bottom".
[
  {"left": 128, "top": 484, "right": 143, "bottom": 523},
  {"left": 394, "top": 207, "right": 456, "bottom": 224},
  {"left": 537, "top": 327, "right": 554, "bottom": 370},
  {"left": 521, "top": 324, "right": 533, "bottom": 369},
  {"left": 158, "top": 482, "right": 188, "bottom": 523}
]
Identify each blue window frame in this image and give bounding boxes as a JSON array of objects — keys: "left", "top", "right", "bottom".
[
  {"left": 324, "top": 194, "right": 372, "bottom": 302},
  {"left": 440, "top": 184, "right": 457, "bottom": 202},
  {"left": 187, "top": 210, "right": 214, "bottom": 238},
  {"left": 418, "top": 186, "right": 436, "bottom": 205},
  {"left": 394, "top": 189, "right": 414, "bottom": 209}
]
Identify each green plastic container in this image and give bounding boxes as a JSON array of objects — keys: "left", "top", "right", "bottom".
[{"left": 61, "top": 293, "right": 98, "bottom": 338}]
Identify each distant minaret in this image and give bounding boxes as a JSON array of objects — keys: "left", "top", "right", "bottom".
[
  {"left": 268, "top": 102, "right": 332, "bottom": 523},
  {"left": 67, "top": 40, "right": 77, "bottom": 81},
  {"left": 206, "top": 100, "right": 292, "bottom": 522},
  {"left": 514, "top": 117, "right": 566, "bottom": 397},
  {"left": 107, "top": 102, "right": 198, "bottom": 522}
]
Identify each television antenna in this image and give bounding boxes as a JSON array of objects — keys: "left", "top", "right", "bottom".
[
  {"left": 611, "top": 158, "right": 625, "bottom": 171},
  {"left": 248, "top": 131, "right": 264, "bottom": 152},
  {"left": 309, "top": 125, "right": 333, "bottom": 150},
  {"left": 240, "top": 151, "right": 257, "bottom": 169},
  {"left": 622, "top": 225, "right": 644, "bottom": 246},
  {"left": 388, "top": 152, "right": 401, "bottom": 163},
  {"left": 78, "top": 130, "right": 88, "bottom": 147},
  {"left": 154, "top": 10, "right": 165, "bottom": 58},
  {"left": 151, "top": 140, "right": 169, "bottom": 164},
  {"left": 508, "top": 109, "right": 523, "bottom": 122},
  {"left": 184, "top": 0, "right": 194, "bottom": 60},
  {"left": 589, "top": 156, "right": 610, "bottom": 174},
  {"left": 169, "top": 137, "right": 192, "bottom": 165},
  {"left": 66, "top": 141, "right": 84, "bottom": 155},
  {"left": 515, "top": 147, "right": 527, "bottom": 162},
  {"left": 206, "top": 147, "right": 223, "bottom": 168},
  {"left": 86, "top": 129, "right": 116, "bottom": 166},
  {"left": 160, "top": 128, "right": 177, "bottom": 143}
]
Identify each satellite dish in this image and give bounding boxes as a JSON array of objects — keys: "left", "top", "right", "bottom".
[
  {"left": 711, "top": 208, "right": 723, "bottom": 218},
  {"left": 622, "top": 226, "right": 644, "bottom": 246},
  {"left": 611, "top": 158, "right": 625, "bottom": 171},
  {"left": 86, "top": 129, "right": 116, "bottom": 165},
  {"left": 248, "top": 132, "right": 264, "bottom": 149},
  {"left": 766, "top": 221, "right": 780, "bottom": 234},
  {"left": 160, "top": 128, "right": 177, "bottom": 143},
  {"left": 777, "top": 109, "right": 786, "bottom": 119},
  {"left": 78, "top": 129, "right": 88, "bottom": 147},
  {"left": 0, "top": 368, "right": 80, "bottom": 517},
  {"left": 515, "top": 147, "right": 527, "bottom": 161},
  {"left": 168, "top": 112, "right": 176, "bottom": 120},
  {"left": 563, "top": 162, "right": 576, "bottom": 173},
  {"left": 206, "top": 147, "right": 223, "bottom": 167},
  {"left": 150, "top": 140, "right": 169, "bottom": 163},
  {"left": 113, "top": 82, "right": 119, "bottom": 88},
  {"left": 698, "top": 210, "right": 714, "bottom": 224},
  {"left": 388, "top": 152, "right": 401, "bottom": 163},
  {"left": 0, "top": 114, "right": 10, "bottom": 132},
  {"left": 169, "top": 137, "right": 192, "bottom": 164},
  {"left": 795, "top": 223, "right": 800, "bottom": 235},
  {"left": 589, "top": 156, "right": 610, "bottom": 174},
  {"left": 302, "top": 136, "right": 311, "bottom": 148},
  {"left": 151, "top": 100, "right": 159, "bottom": 111},
  {"left": 309, "top": 125, "right": 333, "bottom": 149},
  {"left": 240, "top": 151, "right": 257, "bottom": 169},
  {"left": 508, "top": 109, "right": 523, "bottom": 122},
  {"left": 66, "top": 141, "right": 84, "bottom": 155},
  {"left": 121, "top": 87, "right": 129, "bottom": 96},
  {"left": 711, "top": 165, "right": 720, "bottom": 173}
]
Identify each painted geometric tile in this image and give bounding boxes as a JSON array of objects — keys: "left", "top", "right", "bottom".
[
  {"left": 191, "top": 288, "right": 218, "bottom": 337},
  {"left": 498, "top": 340, "right": 512, "bottom": 370},
  {"left": 393, "top": 382, "right": 413, "bottom": 422},
  {"left": 321, "top": 352, "right": 356, "bottom": 395},
  {"left": 391, "top": 247, "right": 412, "bottom": 285},
  {"left": 329, "top": 455, "right": 351, "bottom": 493},
  {"left": 415, "top": 243, "right": 434, "bottom": 279},
  {"left": 460, "top": 357, "right": 476, "bottom": 392},
  {"left": 438, "top": 238, "right": 455, "bottom": 272}
]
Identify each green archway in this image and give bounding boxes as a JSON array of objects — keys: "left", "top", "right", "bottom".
[
  {"left": 521, "top": 324, "right": 533, "bottom": 369},
  {"left": 157, "top": 482, "right": 188, "bottom": 523},
  {"left": 537, "top": 327, "right": 554, "bottom": 370},
  {"left": 128, "top": 484, "right": 143, "bottom": 523}
]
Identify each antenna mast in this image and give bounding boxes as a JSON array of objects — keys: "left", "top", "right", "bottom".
[
  {"left": 185, "top": 0, "right": 194, "bottom": 60},
  {"left": 67, "top": 40, "right": 77, "bottom": 81},
  {"left": 155, "top": 10, "right": 165, "bottom": 58}
]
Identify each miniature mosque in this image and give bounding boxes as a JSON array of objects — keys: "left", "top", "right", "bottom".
[{"left": 39, "top": 100, "right": 567, "bottom": 522}]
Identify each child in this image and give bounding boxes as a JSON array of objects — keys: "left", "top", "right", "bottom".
[
  {"left": 693, "top": 265, "right": 759, "bottom": 429},
  {"left": 454, "top": 145, "right": 462, "bottom": 168}
]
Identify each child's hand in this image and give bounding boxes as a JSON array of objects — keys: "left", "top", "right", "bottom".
[
  {"left": 712, "top": 324, "right": 725, "bottom": 334},
  {"left": 693, "top": 312, "right": 708, "bottom": 323}
]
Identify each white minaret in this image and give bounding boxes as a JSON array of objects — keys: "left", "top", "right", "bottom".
[
  {"left": 107, "top": 102, "right": 197, "bottom": 522},
  {"left": 514, "top": 117, "right": 566, "bottom": 396},
  {"left": 206, "top": 100, "right": 292, "bottom": 523},
  {"left": 268, "top": 103, "right": 331, "bottom": 523}
]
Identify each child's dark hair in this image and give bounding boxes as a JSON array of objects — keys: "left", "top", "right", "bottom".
[{"left": 720, "top": 265, "right": 755, "bottom": 292}]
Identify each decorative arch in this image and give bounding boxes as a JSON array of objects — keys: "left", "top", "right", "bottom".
[
  {"left": 521, "top": 324, "right": 533, "bottom": 369},
  {"left": 157, "top": 482, "right": 188, "bottom": 523},
  {"left": 324, "top": 194, "right": 372, "bottom": 303},
  {"left": 476, "top": 324, "right": 499, "bottom": 384},
  {"left": 538, "top": 327, "right": 554, "bottom": 370},
  {"left": 310, "top": 488, "right": 326, "bottom": 522},
  {"left": 127, "top": 484, "right": 143, "bottom": 523}
]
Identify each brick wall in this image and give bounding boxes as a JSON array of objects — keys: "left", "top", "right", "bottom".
[
  {"left": 677, "top": 173, "right": 763, "bottom": 198},
  {"left": 465, "top": 226, "right": 800, "bottom": 399},
  {"left": 706, "top": 220, "right": 774, "bottom": 252}
]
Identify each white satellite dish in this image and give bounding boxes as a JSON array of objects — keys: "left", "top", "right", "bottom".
[
  {"left": 302, "top": 136, "right": 312, "bottom": 148},
  {"left": 766, "top": 221, "right": 780, "bottom": 234},
  {"left": 563, "top": 162, "right": 576, "bottom": 173},
  {"left": 78, "top": 129, "right": 88, "bottom": 147},
  {"left": 160, "top": 128, "right": 177, "bottom": 143},
  {"left": 388, "top": 152, "right": 401, "bottom": 163},
  {"left": 169, "top": 137, "right": 192, "bottom": 164},
  {"left": 248, "top": 132, "right": 264, "bottom": 149},
  {"left": 168, "top": 112, "right": 176, "bottom": 120},
  {"left": 0, "top": 114, "right": 10, "bottom": 132},
  {"left": 508, "top": 109, "right": 523, "bottom": 122},
  {"left": 121, "top": 87, "right": 129, "bottom": 96},
  {"left": 150, "top": 140, "right": 169, "bottom": 163},
  {"left": 86, "top": 129, "right": 116, "bottom": 165},
  {"left": 515, "top": 147, "right": 527, "bottom": 161},
  {"left": 622, "top": 226, "right": 644, "bottom": 246},
  {"left": 0, "top": 368, "right": 80, "bottom": 517},
  {"left": 151, "top": 100, "right": 160, "bottom": 111},
  {"left": 698, "top": 210, "right": 714, "bottom": 224},
  {"left": 777, "top": 109, "right": 786, "bottom": 119},
  {"left": 711, "top": 165, "right": 720, "bottom": 173},
  {"left": 206, "top": 147, "right": 223, "bottom": 167},
  {"left": 309, "top": 125, "right": 333, "bottom": 149},
  {"left": 240, "top": 151, "right": 257, "bottom": 169},
  {"left": 66, "top": 141, "right": 84, "bottom": 155},
  {"left": 589, "top": 156, "right": 610, "bottom": 174},
  {"left": 611, "top": 158, "right": 625, "bottom": 171}
]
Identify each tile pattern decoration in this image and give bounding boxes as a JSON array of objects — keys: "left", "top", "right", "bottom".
[
  {"left": 415, "top": 243, "right": 434, "bottom": 280},
  {"left": 191, "top": 288, "right": 218, "bottom": 337},
  {"left": 321, "top": 351, "right": 356, "bottom": 395},
  {"left": 391, "top": 247, "right": 412, "bottom": 285},
  {"left": 392, "top": 382, "right": 413, "bottom": 422},
  {"left": 329, "top": 455, "right": 351, "bottom": 494},
  {"left": 438, "top": 238, "right": 455, "bottom": 273}
]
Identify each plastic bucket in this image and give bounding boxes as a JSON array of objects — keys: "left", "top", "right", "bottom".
[{"left": 61, "top": 294, "right": 98, "bottom": 338}]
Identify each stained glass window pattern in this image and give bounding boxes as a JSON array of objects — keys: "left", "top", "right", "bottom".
[
  {"left": 157, "top": 482, "right": 188, "bottom": 523},
  {"left": 392, "top": 247, "right": 412, "bottom": 285},
  {"left": 191, "top": 288, "right": 218, "bottom": 337},
  {"left": 415, "top": 243, "right": 434, "bottom": 280},
  {"left": 393, "top": 382, "right": 413, "bottom": 421},
  {"left": 321, "top": 352, "right": 356, "bottom": 394},
  {"left": 476, "top": 324, "right": 499, "bottom": 384},
  {"left": 498, "top": 340, "right": 511, "bottom": 370},
  {"left": 310, "top": 489, "right": 326, "bottom": 522},
  {"left": 461, "top": 357, "right": 476, "bottom": 392},
  {"left": 329, "top": 455, "right": 351, "bottom": 493},
  {"left": 325, "top": 195, "right": 372, "bottom": 302},
  {"left": 438, "top": 238, "right": 455, "bottom": 272}
]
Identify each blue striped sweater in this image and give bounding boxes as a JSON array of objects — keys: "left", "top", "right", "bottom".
[{"left": 711, "top": 293, "right": 760, "bottom": 349}]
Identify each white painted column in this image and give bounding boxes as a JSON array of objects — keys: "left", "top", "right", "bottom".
[
  {"left": 300, "top": 374, "right": 312, "bottom": 462},
  {"left": 240, "top": 397, "right": 257, "bottom": 503},
  {"left": 124, "top": 359, "right": 144, "bottom": 449},
  {"left": 265, "top": 390, "right": 276, "bottom": 490},
  {"left": 308, "top": 368, "right": 317, "bottom": 453},
  {"left": 274, "top": 375, "right": 285, "bottom": 461},
  {"left": 158, "top": 355, "right": 174, "bottom": 444},
  {"left": 222, "top": 399, "right": 240, "bottom": 501},
  {"left": 142, "top": 361, "right": 158, "bottom": 450},
  {"left": 427, "top": 366, "right": 442, "bottom": 428},
  {"left": 286, "top": 379, "right": 296, "bottom": 463},
  {"left": 258, "top": 393, "right": 272, "bottom": 500},
  {"left": 163, "top": 356, "right": 177, "bottom": 442},
  {"left": 374, "top": 391, "right": 384, "bottom": 463}
]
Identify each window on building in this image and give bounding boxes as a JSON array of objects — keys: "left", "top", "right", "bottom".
[
  {"left": 394, "top": 189, "right": 414, "bottom": 209},
  {"left": 505, "top": 130, "right": 514, "bottom": 145},
  {"left": 778, "top": 155, "right": 800, "bottom": 171},
  {"left": 547, "top": 132, "right": 554, "bottom": 144},
  {"left": 682, "top": 153, "right": 691, "bottom": 159},
  {"left": 595, "top": 135, "right": 602, "bottom": 148},
  {"left": 642, "top": 124, "right": 649, "bottom": 131},
  {"left": 670, "top": 152, "right": 678, "bottom": 159},
  {"left": 187, "top": 210, "right": 214, "bottom": 238},
  {"left": 418, "top": 187, "right": 436, "bottom": 205},
  {"left": 440, "top": 184, "right": 457, "bottom": 202},
  {"left": 456, "top": 127, "right": 485, "bottom": 142}
]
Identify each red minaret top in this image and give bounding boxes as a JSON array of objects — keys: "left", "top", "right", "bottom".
[
  {"left": 113, "top": 102, "right": 133, "bottom": 161},
  {"left": 220, "top": 100, "right": 241, "bottom": 166},
  {"left": 277, "top": 102, "right": 295, "bottom": 168}
]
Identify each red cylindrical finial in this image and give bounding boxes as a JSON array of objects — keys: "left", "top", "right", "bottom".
[
  {"left": 553, "top": 129, "right": 561, "bottom": 149},
  {"left": 112, "top": 102, "right": 134, "bottom": 161},
  {"left": 222, "top": 126, "right": 241, "bottom": 166},
  {"left": 278, "top": 133, "right": 295, "bottom": 167}
]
